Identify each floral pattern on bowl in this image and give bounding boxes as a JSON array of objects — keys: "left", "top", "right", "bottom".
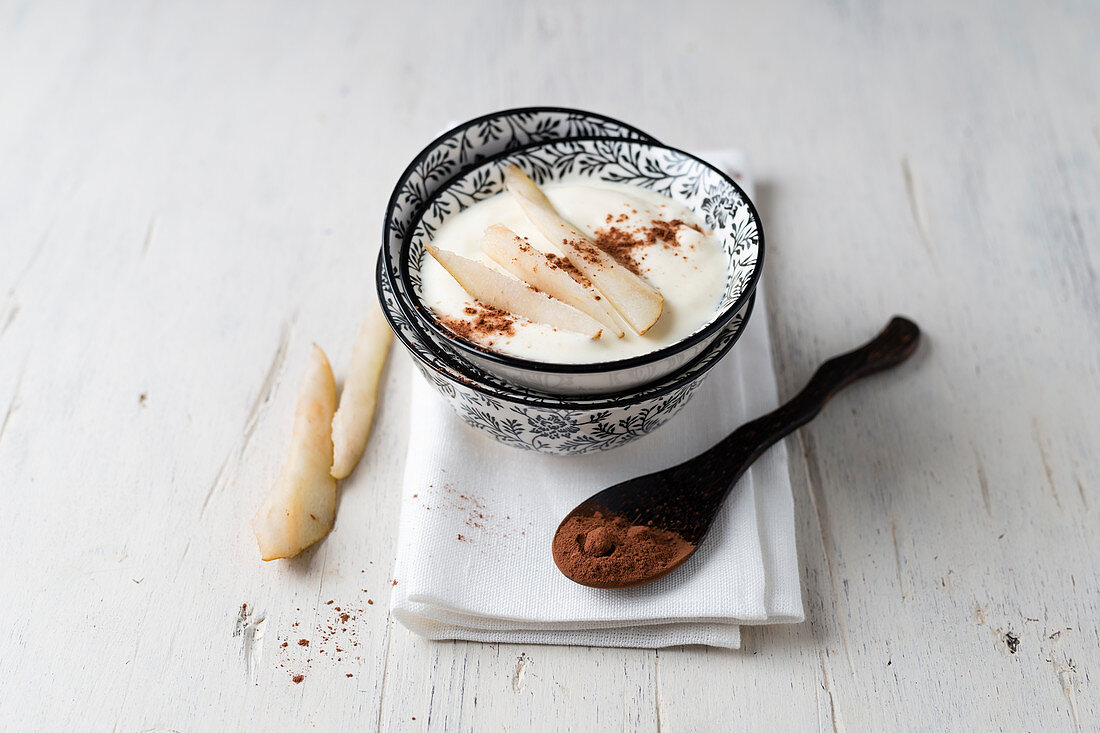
[
  {"left": 385, "top": 108, "right": 654, "bottom": 251},
  {"left": 378, "top": 254, "right": 756, "bottom": 454},
  {"left": 410, "top": 361, "right": 705, "bottom": 454}
]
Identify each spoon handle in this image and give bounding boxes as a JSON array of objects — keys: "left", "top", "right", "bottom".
[{"left": 706, "top": 316, "right": 920, "bottom": 478}]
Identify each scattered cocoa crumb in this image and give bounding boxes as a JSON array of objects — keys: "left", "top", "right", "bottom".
[
  {"left": 544, "top": 253, "right": 591, "bottom": 287},
  {"left": 568, "top": 239, "right": 605, "bottom": 268},
  {"left": 591, "top": 227, "right": 645, "bottom": 275},
  {"left": 457, "top": 533, "right": 465, "bottom": 541},
  {"left": 647, "top": 219, "right": 688, "bottom": 245},
  {"left": 340, "top": 612, "right": 350, "bottom": 623},
  {"left": 439, "top": 302, "right": 516, "bottom": 344},
  {"left": 590, "top": 218, "right": 701, "bottom": 275}
]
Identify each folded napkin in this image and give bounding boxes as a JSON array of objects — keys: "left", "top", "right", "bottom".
[{"left": 390, "top": 150, "right": 803, "bottom": 649}]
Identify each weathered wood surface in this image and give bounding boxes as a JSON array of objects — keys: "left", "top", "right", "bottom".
[{"left": 1, "top": 0, "right": 1096, "bottom": 730}]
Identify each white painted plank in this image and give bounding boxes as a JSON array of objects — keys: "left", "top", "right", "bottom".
[{"left": 0, "top": 0, "right": 1096, "bottom": 731}]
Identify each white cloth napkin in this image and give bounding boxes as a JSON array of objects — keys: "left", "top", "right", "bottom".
[{"left": 390, "top": 150, "right": 803, "bottom": 649}]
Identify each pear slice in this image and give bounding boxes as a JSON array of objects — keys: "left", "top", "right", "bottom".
[
  {"left": 252, "top": 344, "right": 338, "bottom": 560},
  {"left": 481, "top": 224, "right": 625, "bottom": 338},
  {"left": 425, "top": 243, "right": 602, "bottom": 338},
  {"left": 331, "top": 301, "right": 393, "bottom": 479},
  {"left": 502, "top": 164, "right": 663, "bottom": 334}
]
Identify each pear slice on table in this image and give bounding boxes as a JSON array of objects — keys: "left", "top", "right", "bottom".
[
  {"left": 480, "top": 224, "right": 625, "bottom": 337},
  {"left": 502, "top": 164, "right": 663, "bottom": 334},
  {"left": 425, "top": 243, "right": 603, "bottom": 338},
  {"left": 331, "top": 302, "right": 393, "bottom": 479},
  {"left": 252, "top": 344, "right": 337, "bottom": 561}
]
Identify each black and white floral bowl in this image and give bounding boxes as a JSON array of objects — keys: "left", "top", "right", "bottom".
[
  {"left": 377, "top": 254, "right": 756, "bottom": 455},
  {"left": 397, "top": 137, "right": 764, "bottom": 394}
]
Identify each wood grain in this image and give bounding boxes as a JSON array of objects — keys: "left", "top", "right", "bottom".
[{"left": 0, "top": 0, "right": 1096, "bottom": 730}]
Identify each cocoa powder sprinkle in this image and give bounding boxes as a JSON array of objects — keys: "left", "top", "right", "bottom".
[
  {"left": 544, "top": 253, "right": 591, "bottom": 287},
  {"left": 592, "top": 227, "right": 646, "bottom": 275},
  {"left": 553, "top": 511, "right": 695, "bottom": 586},
  {"left": 591, "top": 218, "right": 701, "bottom": 276},
  {"left": 439, "top": 302, "right": 516, "bottom": 344}
]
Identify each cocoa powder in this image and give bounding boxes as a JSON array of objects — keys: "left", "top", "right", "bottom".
[
  {"left": 590, "top": 228, "right": 646, "bottom": 275},
  {"left": 438, "top": 302, "right": 516, "bottom": 345},
  {"left": 591, "top": 219, "right": 698, "bottom": 276},
  {"left": 553, "top": 511, "right": 695, "bottom": 587},
  {"left": 544, "top": 252, "right": 592, "bottom": 288}
]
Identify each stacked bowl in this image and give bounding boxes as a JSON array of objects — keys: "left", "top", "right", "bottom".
[{"left": 377, "top": 107, "right": 764, "bottom": 454}]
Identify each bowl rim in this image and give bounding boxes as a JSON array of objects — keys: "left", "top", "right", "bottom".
[
  {"left": 377, "top": 249, "right": 757, "bottom": 409},
  {"left": 381, "top": 106, "right": 657, "bottom": 281},
  {"left": 396, "top": 136, "right": 766, "bottom": 375}
]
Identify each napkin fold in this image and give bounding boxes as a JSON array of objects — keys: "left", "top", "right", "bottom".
[{"left": 390, "top": 151, "right": 803, "bottom": 649}]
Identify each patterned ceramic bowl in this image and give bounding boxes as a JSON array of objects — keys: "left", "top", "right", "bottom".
[
  {"left": 377, "top": 253, "right": 756, "bottom": 454},
  {"left": 397, "top": 137, "right": 764, "bottom": 394},
  {"left": 376, "top": 107, "right": 757, "bottom": 452}
]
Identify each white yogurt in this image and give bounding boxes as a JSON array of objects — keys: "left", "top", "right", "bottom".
[{"left": 419, "top": 179, "right": 727, "bottom": 364}]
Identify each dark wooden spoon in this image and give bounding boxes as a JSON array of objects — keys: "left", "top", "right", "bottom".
[{"left": 552, "top": 316, "right": 921, "bottom": 589}]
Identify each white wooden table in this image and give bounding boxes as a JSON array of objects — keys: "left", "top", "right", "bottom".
[{"left": 2, "top": 1, "right": 1097, "bottom": 730}]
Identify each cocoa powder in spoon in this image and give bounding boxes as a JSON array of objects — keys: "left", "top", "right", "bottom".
[{"left": 552, "top": 511, "right": 695, "bottom": 587}]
